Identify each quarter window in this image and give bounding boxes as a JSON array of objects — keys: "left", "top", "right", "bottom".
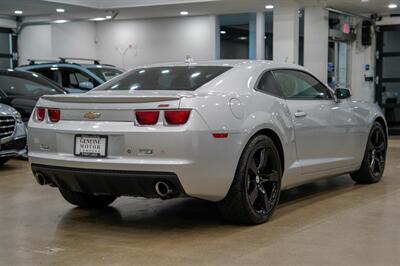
[
  {"left": 272, "top": 70, "right": 332, "bottom": 100},
  {"left": 257, "top": 71, "right": 284, "bottom": 98}
]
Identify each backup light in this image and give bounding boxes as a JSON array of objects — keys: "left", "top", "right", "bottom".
[
  {"left": 48, "top": 109, "right": 61, "bottom": 123},
  {"left": 164, "top": 110, "right": 191, "bottom": 125}
]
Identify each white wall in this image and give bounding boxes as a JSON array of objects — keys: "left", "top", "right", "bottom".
[
  {"left": 18, "top": 16, "right": 215, "bottom": 69},
  {"left": 303, "top": 7, "right": 329, "bottom": 83},
  {"left": 273, "top": 0, "right": 300, "bottom": 64},
  {"left": 18, "top": 22, "right": 96, "bottom": 65},
  {"left": 96, "top": 16, "right": 214, "bottom": 69},
  {"left": 0, "top": 17, "right": 17, "bottom": 29}
]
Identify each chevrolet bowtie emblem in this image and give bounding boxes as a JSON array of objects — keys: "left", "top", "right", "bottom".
[{"left": 84, "top": 112, "right": 101, "bottom": 120}]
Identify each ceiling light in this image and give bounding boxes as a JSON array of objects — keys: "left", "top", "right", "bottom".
[
  {"left": 389, "top": 3, "right": 398, "bottom": 8},
  {"left": 14, "top": 10, "right": 23, "bottom": 15},
  {"left": 53, "top": 19, "right": 68, "bottom": 24},
  {"left": 106, "top": 15, "right": 112, "bottom": 19},
  {"left": 238, "top": 36, "right": 248, "bottom": 40},
  {"left": 90, "top": 17, "right": 107, "bottom": 21},
  {"left": 56, "top": 8, "right": 65, "bottom": 13},
  {"left": 265, "top": 5, "right": 274, "bottom": 9},
  {"left": 180, "top": 11, "right": 189, "bottom": 16},
  {"left": 220, "top": 30, "right": 226, "bottom": 34}
]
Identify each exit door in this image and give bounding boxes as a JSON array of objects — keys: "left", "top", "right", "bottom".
[
  {"left": 328, "top": 40, "right": 349, "bottom": 89},
  {"left": 376, "top": 25, "right": 400, "bottom": 135}
]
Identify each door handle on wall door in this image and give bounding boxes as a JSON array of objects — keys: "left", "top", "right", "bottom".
[{"left": 294, "top": 111, "right": 307, "bottom": 118}]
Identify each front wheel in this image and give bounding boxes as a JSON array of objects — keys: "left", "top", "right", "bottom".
[
  {"left": 218, "top": 135, "right": 282, "bottom": 225},
  {"left": 351, "top": 122, "right": 387, "bottom": 184},
  {"left": 59, "top": 188, "right": 117, "bottom": 208}
]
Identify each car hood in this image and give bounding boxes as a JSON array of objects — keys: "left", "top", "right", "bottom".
[{"left": 0, "top": 103, "right": 19, "bottom": 116}]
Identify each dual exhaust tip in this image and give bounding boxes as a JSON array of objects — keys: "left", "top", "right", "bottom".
[{"left": 35, "top": 172, "right": 178, "bottom": 199}]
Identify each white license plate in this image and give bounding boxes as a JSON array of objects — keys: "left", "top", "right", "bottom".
[{"left": 74, "top": 135, "right": 108, "bottom": 157}]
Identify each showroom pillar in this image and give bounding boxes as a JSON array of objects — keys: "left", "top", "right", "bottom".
[
  {"left": 303, "top": 6, "right": 329, "bottom": 82},
  {"left": 256, "top": 12, "right": 265, "bottom": 60},
  {"left": 273, "top": 0, "right": 300, "bottom": 64},
  {"left": 210, "top": 15, "right": 220, "bottom": 60}
]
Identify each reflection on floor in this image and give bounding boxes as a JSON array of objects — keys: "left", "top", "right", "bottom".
[{"left": 1, "top": 139, "right": 400, "bottom": 265}]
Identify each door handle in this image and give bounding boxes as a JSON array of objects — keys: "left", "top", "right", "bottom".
[{"left": 294, "top": 111, "right": 307, "bottom": 118}]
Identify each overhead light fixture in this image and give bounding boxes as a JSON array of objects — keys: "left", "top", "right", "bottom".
[
  {"left": 238, "top": 36, "right": 248, "bottom": 40},
  {"left": 180, "top": 11, "right": 189, "bottom": 16},
  {"left": 14, "top": 10, "right": 23, "bottom": 15},
  {"left": 220, "top": 30, "right": 226, "bottom": 34},
  {"left": 53, "top": 19, "right": 69, "bottom": 24},
  {"left": 265, "top": 5, "right": 274, "bottom": 9},
  {"left": 90, "top": 17, "right": 107, "bottom": 21},
  {"left": 388, "top": 3, "right": 398, "bottom": 8},
  {"left": 106, "top": 15, "right": 112, "bottom": 19},
  {"left": 56, "top": 8, "right": 65, "bottom": 13}
]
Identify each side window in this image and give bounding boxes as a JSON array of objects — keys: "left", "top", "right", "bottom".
[
  {"left": 272, "top": 70, "right": 332, "bottom": 100},
  {"left": 61, "top": 68, "right": 96, "bottom": 90},
  {"left": 32, "top": 68, "right": 60, "bottom": 84},
  {"left": 256, "top": 71, "right": 284, "bottom": 98}
]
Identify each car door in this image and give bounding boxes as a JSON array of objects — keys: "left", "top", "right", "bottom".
[{"left": 272, "top": 69, "right": 357, "bottom": 176}]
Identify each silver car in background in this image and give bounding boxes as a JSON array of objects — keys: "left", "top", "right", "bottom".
[
  {"left": 0, "top": 104, "right": 26, "bottom": 166},
  {"left": 28, "top": 60, "right": 387, "bottom": 224}
]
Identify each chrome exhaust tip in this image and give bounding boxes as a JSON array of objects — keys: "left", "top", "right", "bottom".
[
  {"left": 155, "top": 181, "right": 175, "bottom": 198},
  {"left": 34, "top": 172, "right": 49, "bottom": 186}
]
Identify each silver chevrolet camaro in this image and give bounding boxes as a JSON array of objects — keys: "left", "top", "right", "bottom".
[{"left": 28, "top": 60, "right": 387, "bottom": 224}]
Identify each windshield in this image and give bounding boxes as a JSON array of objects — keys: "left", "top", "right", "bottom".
[
  {"left": 88, "top": 67, "right": 123, "bottom": 82},
  {"left": 95, "top": 66, "right": 231, "bottom": 91}
]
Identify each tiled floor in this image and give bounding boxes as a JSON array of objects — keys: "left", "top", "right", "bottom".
[{"left": 1, "top": 139, "right": 399, "bottom": 265}]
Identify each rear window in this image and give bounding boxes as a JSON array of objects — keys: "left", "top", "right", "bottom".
[
  {"left": 95, "top": 66, "right": 231, "bottom": 91},
  {"left": 88, "top": 67, "right": 123, "bottom": 82}
]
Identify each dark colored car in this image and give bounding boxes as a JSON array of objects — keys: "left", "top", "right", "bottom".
[
  {"left": 17, "top": 58, "right": 124, "bottom": 93},
  {"left": 0, "top": 69, "right": 67, "bottom": 122}
]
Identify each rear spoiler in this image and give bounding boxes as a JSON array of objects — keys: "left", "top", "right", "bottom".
[{"left": 41, "top": 95, "right": 181, "bottom": 103}]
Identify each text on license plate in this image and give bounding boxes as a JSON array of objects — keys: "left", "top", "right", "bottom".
[{"left": 74, "top": 135, "right": 107, "bottom": 157}]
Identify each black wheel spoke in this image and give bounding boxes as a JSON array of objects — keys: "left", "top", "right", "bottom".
[
  {"left": 376, "top": 143, "right": 385, "bottom": 153},
  {"left": 249, "top": 160, "right": 258, "bottom": 175},
  {"left": 248, "top": 185, "right": 259, "bottom": 205},
  {"left": 258, "top": 148, "right": 268, "bottom": 171},
  {"left": 259, "top": 171, "right": 279, "bottom": 183}
]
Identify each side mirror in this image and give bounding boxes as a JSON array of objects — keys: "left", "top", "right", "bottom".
[
  {"left": 79, "top": 81, "right": 94, "bottom": 90},
  {"left": 335, "top": 88, "right": 351, "bottom": 100}
]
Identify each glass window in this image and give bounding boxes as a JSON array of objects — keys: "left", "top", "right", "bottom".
[
  {"left": 257, "top": 71, "right": 283, "bottom": 98},
  {"left": 0, "top": 75, "right": 60, "bottom": 97},
  {"left": 219, "top": 13, "right": 256, "bottom": 59},
  {"left": 60, "top": 68, "right": 97, "bottom": 90},
  {"left": 96, "top": 66, "right": 231, "bottom": 91},
  {"left": 383, "top": 31, "right": 400, "bottom": 53},
  {"left": 298, "top": 9, "right": 305, "bottom": 66},
  {"left": 272, "top": 70, "right": 332, "bottom": 100},
  {"left": 265, "top": 12, "right": 274, "bottom": 60},
  {"left": 88, "top": 67, "right": 123, "bottom": 82}
]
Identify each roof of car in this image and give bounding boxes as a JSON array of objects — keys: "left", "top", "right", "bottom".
[{"left": 143, "top": 60, "right": 306, "bottom": 71}]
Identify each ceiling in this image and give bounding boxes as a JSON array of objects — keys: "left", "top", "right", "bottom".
[{"left": 0, "top": 0, "right": 399, "bottom": 20}]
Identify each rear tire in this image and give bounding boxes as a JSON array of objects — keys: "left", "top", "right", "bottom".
[
  {"left": 351, "top": 122, "right": 387, "bottom": 184},
  {"left": 59, "top": 188, "right": 117, "bottom": 208},
  {"left": 0, "top": 158, "right": 10, "bottom": 166},
  {"left": 218, "top": 135, "right": 282, "bottom": 225}
]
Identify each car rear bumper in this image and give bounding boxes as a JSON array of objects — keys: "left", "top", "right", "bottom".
[{"left": 31, "top": 164, "right": 186, "bottom": 198}]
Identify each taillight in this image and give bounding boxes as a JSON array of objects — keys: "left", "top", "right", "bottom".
[
  {"left": 48, "top": 108, "right": 61, "bottom": 123},
  {"left": 135, "top": 110, "right": 160, "bottom": 125},
  {"left": 164, "top": 110, "right": 191, "bottom": 125},
  {"left": 36, "top": 107, "right": 46, "bottom": 121}
]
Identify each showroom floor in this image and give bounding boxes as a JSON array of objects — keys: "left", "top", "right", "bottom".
[{"left": 1, "top": 139, "right": 399, "bottom": 265}]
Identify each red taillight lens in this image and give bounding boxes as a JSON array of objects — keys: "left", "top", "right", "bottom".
[
  {"left": 164, "top": 110, "right": 191, "bottom": 125},
  {"left": 36, "top": 107, "right": 46, "bottom": 121},
  {"left": 135, "top": 111, "right": 160, "bottom": 125},
  {"left": 48, "top": 108, "right": 61, "bottom": 123}
]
